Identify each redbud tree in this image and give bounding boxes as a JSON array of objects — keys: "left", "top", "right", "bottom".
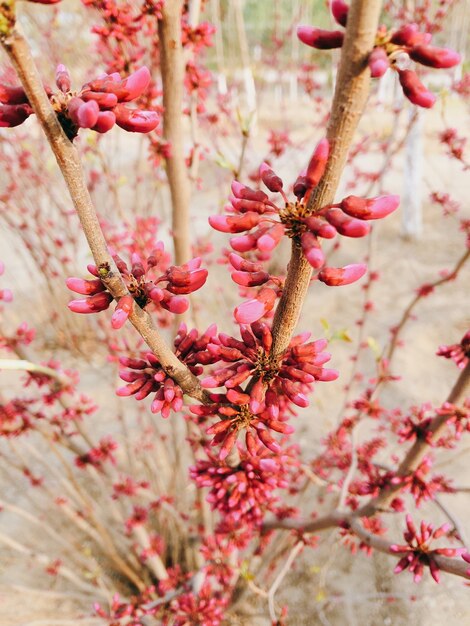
[{"left": 0, "top": 0, "right": 468, "bottom": 624}]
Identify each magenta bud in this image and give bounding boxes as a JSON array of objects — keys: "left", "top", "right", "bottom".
[
  {"left": 111, "top": 295, "right": 133, "bottom": 329},
  {"left": 114, "top": 105, "right": 159, "bottom": 133},
  {"left": 165, "top": 296, "right": 189, "bottom": 314},
  {"left": 65, "top": 277, "right": 106, "bottom": 295},
  {"left": 304, "top": 216, "right": 337, "bottom": 239},
  {"left": 0, "top": 84, "right": 29, "bottom": 105},
  {"left": 391, "top": 24, "right": 431, "bottom": 47},
  {"left": 55, "top": 64, "right": 71, "bottom": 93},
  {"left": 257, "top": 223, "right": 285, "bottom": 253},
  {"left": 340, "top": 195, "right": 400, "bottom": 220},
  {"left": 0, "top": 103, "right": 33, "bottom": 128},
  {"left": 230, "top": 234, "right": 257, "bottom": 252},
  {"left": 331, "top": 0, "right": 348, "bottom": 26},
  {"left": 68, "top": 291, "right": 113, "bottom": 313},
  {"left": 300, "top": 232, "right": 325, "bottom": 269},
  {"left": 318, "top": 263, "right": 367, "bottom": 286},
  {"left": 231, "top": 270, "right": 270, "bottom": 287},
  {"left": 209, "top": 212, "right": 261, "bottom": 233},
  {"left": 92, "top": 111, "right": 116, "bottom": 133},
  {"left": 119, "top": 66, "right": 151, "bottom": 102},
  {"left": 325, "top": 208, "right": 371, "bottom": 237},
  {"left": 398, "top": 70, "right": 436, "bottom": 108},
  {"left": 77, "top": 100, "right": 100, "bottom": 129},
  {"left": 410, "top": 45, "right": 461, "bottom": 69},
  {"left": 297, "top": 26, "right": 344, "bottom": 49},
  {"left": 368, "top": 47, "right": 389, "bottom": 78},
  {"left": 231, "top": 181, "right": 268, "bottom": 203},
  {"left": 81, "top": 91, "right": 119, "bottom": 108},
  {"left": 259, "top": 162, "right": 283, "bottom": 192},
  {"left": 256, "top": 428, "right": 282, "bottom": 454},
  {"left": 234, "top": 288, "right": 277, "bottom": 324},
  {"left": 305, "top": 138, "right": 330, "bottom": 188}
]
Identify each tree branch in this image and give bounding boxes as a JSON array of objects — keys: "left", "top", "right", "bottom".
[
  {"left": 0, "top": 24, "right": 210, "bottom": 405},
  {"left": 158, "top": 1, "right": 192, "bottom": 267},
  {"left": 270, "top": 0, "right": 383, "bottom": 359}
]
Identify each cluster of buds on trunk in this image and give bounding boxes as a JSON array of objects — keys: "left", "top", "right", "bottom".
[
  {"left": 210, "top": 139, "right": 399, "bottom": 322},
  {"left": 297, "top": 1, "right": 460, "bottom": 108},
  {"left": 66, "top": 244, "right": 207, "bottom": 328},
  {"left": 116, "top": 324, "right": 218, "bottom": 418},
  {"left": 0, "top": 65, "right": 158, "bottom": 139},
  {"left": 191, "top": 324, "right": 337, "bottom": 459},
  {"left": 390, "top": 515, "right": 462, "bottom": 583}
]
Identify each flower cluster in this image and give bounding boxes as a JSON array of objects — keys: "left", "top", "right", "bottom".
[
  {"left": 390, "top": 515, "right": 461, "bottom": 583},
  {"left": 210, "top": 139, "right": 399, "bottom": 324},
  {"left": 437, "top": 330, "right": 470, "bottom": 369},
  {"left": 0, "top": 65, "right": 158, "bottom": 139},
  {"left": 117, "top": 324, "right": 217, "bottom": 417},
  {"left": 66, "top": 245, "right": 207, "bottom": 327},
  {"left": 190, "top": 447, "right": 289, "bottom": 527},
  {"left": 191, "top": 323, "right": 337, "bottom": 459},
  {"left": 298, "top": 1, "right": 460, "bottom": 108}
]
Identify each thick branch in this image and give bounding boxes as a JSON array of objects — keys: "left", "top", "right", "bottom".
[
  {"left": 270, "top": 0, "right": 383, "bottom": 358},
  {"left": 158, "top": 1, "right": 192, "bottom": 266},
  {"left": 1, "top": 26, "right": 209, "bottom": 405}
]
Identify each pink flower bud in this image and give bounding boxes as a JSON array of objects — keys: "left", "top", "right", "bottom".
[
  {"left": 234, "top": 288, "right": 277, "bottom": 324},
  {"left": 255, "top": 428, "right": 282, "bottom": 454},
  {"left": 306, "top": 138, "right": 329, "bottom": 188},
  {"left": 66, "top": 277, "right": 106, "bottom": 295},
  {"left": 300, "top": 232, "right": 325, "bottom": 269},
  {"left": 318, "top": 263, "right": 367, "bottom": 286},
  {"left": 0, "top": 103, "right": 33, "bottom": 128},
  {"left": 166, "top": 268, "right": 208, "bottom": 294},
  {"left": 230, "top": 197, "right": 268, "bottom": 214},
  {"left": 228, "top": 253, "right": 261, "bottom": 272},
  {"left": 391, "top": 24, "right": 431, "bottom": 47},
  {"left": 219, "top": 428, "right": 239, "bottom": 461},
  {"left": 111, "top": 295, "right": 134, "bottom": 329},
  {"left": 68, "top": 291, "right": 113, "bottom": 313},
  {"left": 77, "top": 100, "right": 100, "bottom": 129},
  {"left": 398, "top": 69, "right": 436, "bottom": 108},
  {"left": 230, "top": 233, "right": 257, "bottom": 252},
  {"left": 27, "top": 0, "right": 61, "bottom": 4},
  {"left": 259, "top": 163, "right": 283, "bottom": 192},
  {"left": 226, "top": 389, "right": 250, "bottom": 405},
  {"left": 249, "top": 378, "right": 265, "bottom": 413},
  {"left": 297, "top": 26, "right": 344, "bottom": 49},
  {"left": 163, "top": 295, "right": 189, "bottom": 314},
  {"left": 81, "top": 91, "right": 118, "bottom": 108},
  {"left": 325, "top": 208, "right": 371, "bottom": 237},
  {"left": 209, "top": 212, "right": 261, "bottom": 233},
  {"left": 114, "top": 105, "right": 159, "bottom": 133},
  {"left": 118, "top": 66, "right": 151, "bottom": 102},
  {"left": 293, "top": 174, "right": 308, "bottom": 199},
  {"left": 0, "top": 84, "right": 28, "bottom": 105},
  {"left": 331, "top": 0, "right": 349, "bottom": 27},
  {"left": 340, "top": 195, "right": 400, "bottom": 220},
  {"left": 116, "top": 379, "right": 147, "bottom": 397},
  {"left": 410, "top": 45, "right": 461, "bottom": 69},
  {"left": 55, "top": 64, "right": 71, "bottom": 93},
  {"left": 231, "top": 270, "right": 270, "bottom": 287},
  {"left": 257, "top": 223, "right": 285, "bottom": 252},
  {"left": 368, "top": 48, "right": 389, "bottom": 78},
  {"left": 304, "top": 216, "right": 337, "bottom": 239},
  {"left": 231, "top": 181, "right": 268, "bottom": 203},
  {"left": 92, "top": 111, "right": 116, "bottom": 133}
]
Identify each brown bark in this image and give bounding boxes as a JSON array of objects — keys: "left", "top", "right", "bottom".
[
  {"left": 270, "top": 0, "right": 383, "bottom": 358},
  {"left": 158, "top": 1, "right": 192, "bottom": 267}
]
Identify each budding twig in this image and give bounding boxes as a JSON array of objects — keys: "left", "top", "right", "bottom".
[
  {"left": 0, "top": 24, "right": 210, "bottom": 405},
  {"left": 270, "top": 0, "right": 384, "bottom": 359}
]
